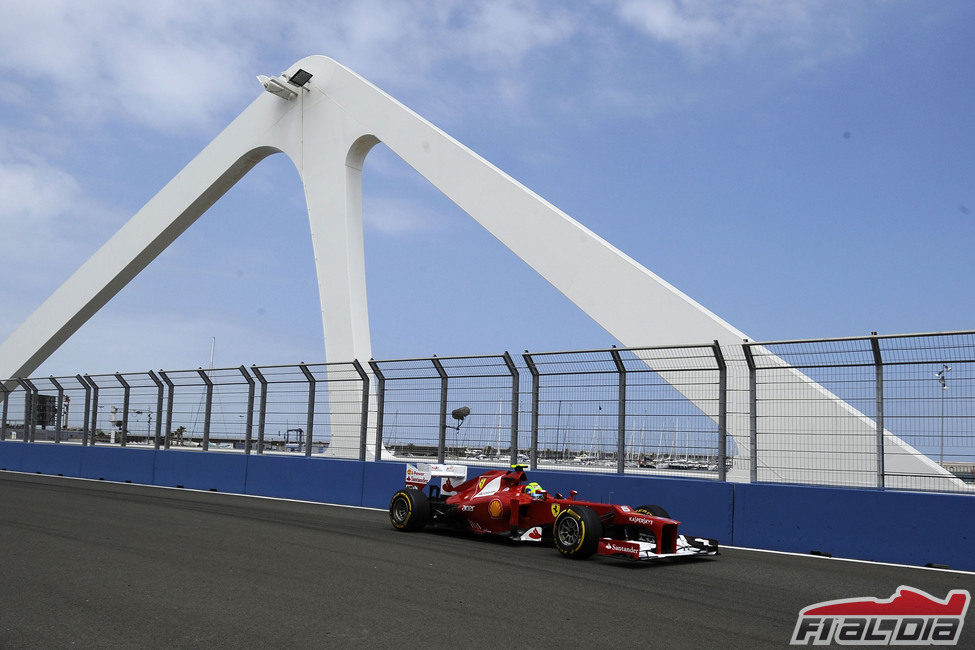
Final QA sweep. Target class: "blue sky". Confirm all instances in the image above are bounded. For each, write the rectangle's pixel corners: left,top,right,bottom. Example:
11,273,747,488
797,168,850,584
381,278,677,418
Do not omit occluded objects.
1,1,973,376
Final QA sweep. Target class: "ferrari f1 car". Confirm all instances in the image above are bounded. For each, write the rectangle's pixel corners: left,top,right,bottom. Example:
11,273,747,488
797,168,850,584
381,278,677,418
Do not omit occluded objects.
389,463,718,561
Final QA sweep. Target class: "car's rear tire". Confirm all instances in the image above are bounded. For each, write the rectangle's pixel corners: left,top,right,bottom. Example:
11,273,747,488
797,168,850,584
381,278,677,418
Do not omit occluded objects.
389,488,431,531
635,504,670,518
553,506,601,558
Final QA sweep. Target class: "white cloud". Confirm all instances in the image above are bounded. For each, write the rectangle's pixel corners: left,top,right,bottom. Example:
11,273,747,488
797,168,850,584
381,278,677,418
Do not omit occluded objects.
363,196,448,235
453,2,576,65
613,0,856,62
0,157,111,266
0,136,124,308
0,0,582,134
0,1,275,131
0,0,871,138
0,159,80,224
617,0,721,52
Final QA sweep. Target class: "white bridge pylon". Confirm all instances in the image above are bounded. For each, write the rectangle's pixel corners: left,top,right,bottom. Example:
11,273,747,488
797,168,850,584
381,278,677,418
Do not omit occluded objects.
0,56,955,486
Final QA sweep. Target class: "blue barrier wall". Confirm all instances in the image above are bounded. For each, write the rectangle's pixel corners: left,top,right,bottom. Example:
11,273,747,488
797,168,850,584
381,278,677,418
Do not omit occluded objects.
81,446,155,484
1,441,971,571
16,442,82,478
246,455,365,506
154,450,248,493
732,482,975,569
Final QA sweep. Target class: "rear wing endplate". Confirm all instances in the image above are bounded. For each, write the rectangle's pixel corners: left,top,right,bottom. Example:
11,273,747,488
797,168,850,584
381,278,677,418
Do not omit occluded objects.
405,463,468,492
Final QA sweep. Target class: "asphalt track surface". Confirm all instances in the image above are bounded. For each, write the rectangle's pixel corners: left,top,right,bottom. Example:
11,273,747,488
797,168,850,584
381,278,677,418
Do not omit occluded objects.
1,472,973,649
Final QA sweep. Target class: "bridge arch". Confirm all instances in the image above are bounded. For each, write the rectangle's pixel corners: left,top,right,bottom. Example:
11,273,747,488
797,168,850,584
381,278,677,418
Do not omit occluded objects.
0,56,953,483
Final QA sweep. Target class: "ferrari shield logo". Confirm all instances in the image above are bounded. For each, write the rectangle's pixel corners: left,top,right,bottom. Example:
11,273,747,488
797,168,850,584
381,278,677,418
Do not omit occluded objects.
551,504,561,517
478,478,486,490
488,499,504,519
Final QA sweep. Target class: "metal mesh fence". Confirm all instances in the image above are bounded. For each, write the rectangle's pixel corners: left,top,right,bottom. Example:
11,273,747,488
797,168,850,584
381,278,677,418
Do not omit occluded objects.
251,364,317,455
251,362,364,457
86,373,163,447
524,346,725,477
746,340,880,488
525,349,621,475
158,369,220,451
370,358,441,460
2,382,30,442
31,376,92,444
304,362,367,459
723,350,751,479
439,355,517,464
371,355,517,464
878,333,975,491
745,332,975,492
3,331,974,494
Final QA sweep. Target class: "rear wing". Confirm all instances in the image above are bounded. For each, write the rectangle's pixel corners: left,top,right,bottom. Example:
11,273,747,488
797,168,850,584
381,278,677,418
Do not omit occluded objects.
405,463,468,494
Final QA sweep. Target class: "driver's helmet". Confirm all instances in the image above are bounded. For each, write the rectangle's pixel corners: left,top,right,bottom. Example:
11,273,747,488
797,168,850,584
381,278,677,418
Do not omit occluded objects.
523,481,545,500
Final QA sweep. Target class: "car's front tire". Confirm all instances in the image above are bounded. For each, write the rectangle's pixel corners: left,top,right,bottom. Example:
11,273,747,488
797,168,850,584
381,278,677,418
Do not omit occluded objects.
635,504,670,518
553,506,601,558
389,488,431,531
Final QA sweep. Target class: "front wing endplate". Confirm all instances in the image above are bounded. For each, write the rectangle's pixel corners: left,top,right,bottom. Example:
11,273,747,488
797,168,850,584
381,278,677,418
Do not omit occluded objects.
597,535,719,560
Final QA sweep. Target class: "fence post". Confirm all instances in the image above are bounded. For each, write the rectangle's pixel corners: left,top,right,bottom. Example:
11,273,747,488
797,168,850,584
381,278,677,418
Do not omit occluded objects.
352,360,370,462
432,356,448,463
17,379,29,442
49,377,64,443
523,352,540,471
368,361,385,461
195,369,213,451
115,373,130,447
712,341,728,482
77,375,90,446
85,375,100,445
609,347,627,475
299,363,315,457
148,371,164,450
237,366,255,455
250,366,267,455
869,334,885,489
742,344,758,483
18,379,37,442
502,352,520,466
26,379,39,442
159,371,175,449
0,382,8,441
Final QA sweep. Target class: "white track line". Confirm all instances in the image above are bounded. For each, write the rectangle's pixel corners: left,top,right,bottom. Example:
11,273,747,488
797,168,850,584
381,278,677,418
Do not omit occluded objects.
0,469,387,511
722,545,974,576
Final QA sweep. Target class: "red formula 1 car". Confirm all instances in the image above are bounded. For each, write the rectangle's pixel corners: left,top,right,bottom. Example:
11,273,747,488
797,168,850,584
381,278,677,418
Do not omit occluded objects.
388,463,718,561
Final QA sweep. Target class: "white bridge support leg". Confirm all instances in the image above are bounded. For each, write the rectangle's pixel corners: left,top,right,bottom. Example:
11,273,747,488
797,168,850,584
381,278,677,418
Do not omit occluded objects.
0,56,957,485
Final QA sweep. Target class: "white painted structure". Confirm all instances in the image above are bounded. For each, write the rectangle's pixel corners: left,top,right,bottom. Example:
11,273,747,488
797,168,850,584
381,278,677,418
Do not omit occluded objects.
0,56,956,487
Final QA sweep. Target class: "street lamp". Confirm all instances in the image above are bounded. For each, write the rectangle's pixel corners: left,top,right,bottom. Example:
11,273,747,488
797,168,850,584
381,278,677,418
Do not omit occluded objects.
936,364,951,465
131,409,152,444
257,69,313,101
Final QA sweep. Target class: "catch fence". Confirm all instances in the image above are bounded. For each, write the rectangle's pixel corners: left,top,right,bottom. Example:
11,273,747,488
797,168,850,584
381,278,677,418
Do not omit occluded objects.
2,330,973,494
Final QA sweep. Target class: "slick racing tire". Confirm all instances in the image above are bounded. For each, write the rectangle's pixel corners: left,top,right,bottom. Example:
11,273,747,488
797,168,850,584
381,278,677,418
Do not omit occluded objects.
553,506,601,559
389,488,431,531
635,504,670,518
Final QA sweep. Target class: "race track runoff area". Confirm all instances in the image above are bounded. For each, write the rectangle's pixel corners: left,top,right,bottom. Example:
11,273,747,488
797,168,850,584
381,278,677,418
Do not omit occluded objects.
1,473,972,648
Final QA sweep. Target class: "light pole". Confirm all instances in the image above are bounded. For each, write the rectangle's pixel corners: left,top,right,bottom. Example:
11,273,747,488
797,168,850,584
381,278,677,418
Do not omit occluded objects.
109,406,118,444
936,364,951,466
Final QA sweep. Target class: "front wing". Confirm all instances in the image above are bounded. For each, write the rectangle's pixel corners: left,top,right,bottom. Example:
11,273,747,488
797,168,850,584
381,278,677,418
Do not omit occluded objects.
597,535,719,561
